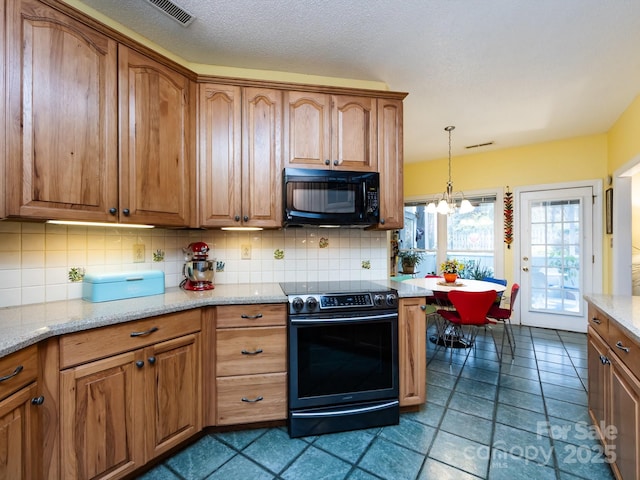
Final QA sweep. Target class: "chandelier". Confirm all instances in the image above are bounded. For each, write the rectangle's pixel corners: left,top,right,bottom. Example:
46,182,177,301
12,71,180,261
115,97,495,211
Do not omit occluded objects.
426,125,474,215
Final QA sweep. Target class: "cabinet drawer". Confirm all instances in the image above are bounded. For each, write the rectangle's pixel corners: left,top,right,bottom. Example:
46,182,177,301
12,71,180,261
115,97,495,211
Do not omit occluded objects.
60,309,201,368
608,321,640,379
216,372,287,425
216,304,286,328
588,304,609,340
216,326,286,376
0,344,38,401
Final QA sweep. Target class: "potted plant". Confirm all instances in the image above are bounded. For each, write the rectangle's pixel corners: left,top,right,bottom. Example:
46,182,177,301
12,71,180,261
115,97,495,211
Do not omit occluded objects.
398,250,424,274
440,258,465,283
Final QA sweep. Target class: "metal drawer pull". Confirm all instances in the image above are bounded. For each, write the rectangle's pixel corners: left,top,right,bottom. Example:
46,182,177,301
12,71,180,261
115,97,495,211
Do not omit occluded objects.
0,365,23,383
240,313,263,319
616,341,630,353
130,326,159,337
241,349,263,355
31,396,45,406
591,317,601,325
600,354,610,365
241,395,264,403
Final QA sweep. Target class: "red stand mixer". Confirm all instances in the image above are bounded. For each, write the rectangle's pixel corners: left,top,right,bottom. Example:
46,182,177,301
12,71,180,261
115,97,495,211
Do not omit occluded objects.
180,242,215,291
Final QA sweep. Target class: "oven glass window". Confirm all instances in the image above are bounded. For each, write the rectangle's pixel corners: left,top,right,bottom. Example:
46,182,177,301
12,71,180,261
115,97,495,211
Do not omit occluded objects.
288,182,356,214
296,320,393,398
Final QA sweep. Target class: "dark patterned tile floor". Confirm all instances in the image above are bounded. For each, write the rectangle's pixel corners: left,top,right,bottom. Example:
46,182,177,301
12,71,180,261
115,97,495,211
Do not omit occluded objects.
136,324,616,480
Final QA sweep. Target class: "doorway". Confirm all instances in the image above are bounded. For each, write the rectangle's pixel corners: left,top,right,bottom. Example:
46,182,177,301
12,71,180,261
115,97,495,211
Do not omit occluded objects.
516,182,602,333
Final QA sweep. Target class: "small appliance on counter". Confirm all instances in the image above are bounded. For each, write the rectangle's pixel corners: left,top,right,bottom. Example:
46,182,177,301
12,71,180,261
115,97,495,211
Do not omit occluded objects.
180,242,215,291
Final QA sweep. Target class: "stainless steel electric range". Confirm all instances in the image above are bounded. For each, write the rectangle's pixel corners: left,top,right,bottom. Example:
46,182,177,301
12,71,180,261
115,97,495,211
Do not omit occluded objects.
280,280,400,438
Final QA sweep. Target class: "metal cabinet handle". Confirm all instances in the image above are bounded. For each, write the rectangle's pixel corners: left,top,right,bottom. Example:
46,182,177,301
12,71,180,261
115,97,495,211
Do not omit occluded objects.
31,396,45,406
599,354,610,365
380,218,385,224
241,349,263,355
591,317,602,325
0,365,23,383
616,341,630,353
420,305,426,311
122,208,130,216
243,215,249,222
333,160,339,166
130,326,159,337
325,159,330,165
240,314,263,320
235,215,241,222
148,356,156,364
135,360,145,368
109,207,117,215
241,396,264,403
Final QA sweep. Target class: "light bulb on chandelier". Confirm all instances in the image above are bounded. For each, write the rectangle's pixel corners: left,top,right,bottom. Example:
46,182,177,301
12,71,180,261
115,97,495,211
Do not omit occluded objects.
426,126,474,215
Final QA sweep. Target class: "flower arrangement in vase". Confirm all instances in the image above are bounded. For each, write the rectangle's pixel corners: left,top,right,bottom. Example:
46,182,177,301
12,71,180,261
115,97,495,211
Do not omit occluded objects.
440,259,464,283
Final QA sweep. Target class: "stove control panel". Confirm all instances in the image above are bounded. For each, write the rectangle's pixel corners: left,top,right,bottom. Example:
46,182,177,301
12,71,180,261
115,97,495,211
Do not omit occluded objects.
288,291,397,314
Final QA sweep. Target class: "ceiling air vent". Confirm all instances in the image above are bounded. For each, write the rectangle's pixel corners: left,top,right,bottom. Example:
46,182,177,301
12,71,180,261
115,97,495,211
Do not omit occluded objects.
465,141,494,150
144,0,195,27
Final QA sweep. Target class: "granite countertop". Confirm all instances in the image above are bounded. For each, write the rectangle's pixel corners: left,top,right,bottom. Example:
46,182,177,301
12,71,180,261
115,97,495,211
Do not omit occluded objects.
0,280,429,358
585,294,640,344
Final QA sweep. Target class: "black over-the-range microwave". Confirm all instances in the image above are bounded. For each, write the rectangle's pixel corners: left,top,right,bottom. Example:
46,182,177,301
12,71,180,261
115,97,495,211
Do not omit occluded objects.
283,168,380,227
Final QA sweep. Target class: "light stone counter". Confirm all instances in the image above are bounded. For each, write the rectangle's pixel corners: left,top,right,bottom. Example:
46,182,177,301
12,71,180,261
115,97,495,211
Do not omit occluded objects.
585,294,640,344
0,280,429,358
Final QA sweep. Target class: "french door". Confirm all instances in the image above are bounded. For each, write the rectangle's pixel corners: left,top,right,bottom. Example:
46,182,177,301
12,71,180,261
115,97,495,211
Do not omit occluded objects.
519,186,595,333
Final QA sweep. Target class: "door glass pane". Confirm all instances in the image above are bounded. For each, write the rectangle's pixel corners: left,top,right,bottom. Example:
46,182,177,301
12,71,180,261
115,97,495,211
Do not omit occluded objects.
398,206,438,274
530,199,581,314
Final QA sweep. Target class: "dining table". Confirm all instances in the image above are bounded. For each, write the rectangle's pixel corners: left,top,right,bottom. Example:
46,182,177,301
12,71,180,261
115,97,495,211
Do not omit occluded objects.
403,276,508,348
403,276,508,294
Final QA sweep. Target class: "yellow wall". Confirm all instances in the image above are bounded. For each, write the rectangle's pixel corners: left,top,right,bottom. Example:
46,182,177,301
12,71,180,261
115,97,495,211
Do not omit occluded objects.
608,94,640,173
405,134,608,198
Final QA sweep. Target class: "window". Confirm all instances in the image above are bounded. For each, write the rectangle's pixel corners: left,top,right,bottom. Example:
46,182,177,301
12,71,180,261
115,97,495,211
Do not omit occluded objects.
398,195,500,278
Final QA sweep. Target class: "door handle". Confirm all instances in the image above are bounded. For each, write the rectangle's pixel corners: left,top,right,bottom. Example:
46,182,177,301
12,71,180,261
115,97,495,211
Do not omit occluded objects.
522,267,529,272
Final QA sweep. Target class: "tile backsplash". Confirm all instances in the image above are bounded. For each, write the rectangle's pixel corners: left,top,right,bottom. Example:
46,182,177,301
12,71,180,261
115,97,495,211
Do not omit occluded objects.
0,221,390,308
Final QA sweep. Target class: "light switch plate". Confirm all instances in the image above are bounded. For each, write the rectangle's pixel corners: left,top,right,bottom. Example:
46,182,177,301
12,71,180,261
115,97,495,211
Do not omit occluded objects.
133,244,145,263
241,244,251,260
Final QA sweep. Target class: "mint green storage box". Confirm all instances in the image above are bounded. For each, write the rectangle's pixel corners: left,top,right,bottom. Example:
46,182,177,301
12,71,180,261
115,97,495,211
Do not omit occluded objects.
82,270,165,302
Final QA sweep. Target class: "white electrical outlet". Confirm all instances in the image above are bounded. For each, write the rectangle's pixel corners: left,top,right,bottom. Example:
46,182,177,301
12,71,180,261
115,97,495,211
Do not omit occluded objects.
133,244,145,263
241,244,251,260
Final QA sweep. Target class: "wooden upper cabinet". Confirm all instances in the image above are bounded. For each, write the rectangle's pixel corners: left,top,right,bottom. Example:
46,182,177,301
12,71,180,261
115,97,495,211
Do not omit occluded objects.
241,87,282,228
198,84,282,228
6,0,118,221
284,92,377,171
375,98,404,229
118,45,195,227
0,0,6,220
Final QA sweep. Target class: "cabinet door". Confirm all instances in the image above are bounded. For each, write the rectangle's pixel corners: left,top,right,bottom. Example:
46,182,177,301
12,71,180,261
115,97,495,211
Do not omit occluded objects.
198,84,243,227
332,95,377,171
610,354,640,480
283,91,332,169
119,45,194,227
398,297,426,406
144,334,201,459
60,351,144,480
6,0,118,221
587,327,610,443
376,99,404,229
242,88,283,227
0,383,39,480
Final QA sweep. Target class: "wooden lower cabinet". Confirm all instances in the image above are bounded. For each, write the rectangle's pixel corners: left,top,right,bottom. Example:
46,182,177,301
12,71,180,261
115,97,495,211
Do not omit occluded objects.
213,304,287,425
0,382,40,479
587,302,640,479
59,316,201,480
398,297,426,406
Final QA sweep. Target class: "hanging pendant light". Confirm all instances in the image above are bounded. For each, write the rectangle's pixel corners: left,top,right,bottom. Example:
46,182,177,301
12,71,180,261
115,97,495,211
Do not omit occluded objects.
426,126,474,215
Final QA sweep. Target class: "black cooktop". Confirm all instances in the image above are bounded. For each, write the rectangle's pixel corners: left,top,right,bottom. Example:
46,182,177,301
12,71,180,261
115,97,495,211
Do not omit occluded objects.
279,280,394,295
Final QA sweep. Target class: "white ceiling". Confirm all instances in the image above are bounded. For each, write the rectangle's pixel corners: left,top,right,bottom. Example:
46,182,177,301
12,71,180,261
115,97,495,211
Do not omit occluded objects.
75,0,640,163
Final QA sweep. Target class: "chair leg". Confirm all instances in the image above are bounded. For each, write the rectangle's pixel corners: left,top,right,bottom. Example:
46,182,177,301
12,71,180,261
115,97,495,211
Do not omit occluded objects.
487,326,501,361
503,319,515,358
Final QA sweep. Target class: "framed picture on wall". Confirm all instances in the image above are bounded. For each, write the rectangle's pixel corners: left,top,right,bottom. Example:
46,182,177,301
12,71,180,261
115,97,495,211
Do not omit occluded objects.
606,187,613,234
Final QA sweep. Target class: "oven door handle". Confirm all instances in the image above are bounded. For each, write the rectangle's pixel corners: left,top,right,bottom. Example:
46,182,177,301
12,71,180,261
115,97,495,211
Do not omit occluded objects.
290,312,398,325
291,400,399,418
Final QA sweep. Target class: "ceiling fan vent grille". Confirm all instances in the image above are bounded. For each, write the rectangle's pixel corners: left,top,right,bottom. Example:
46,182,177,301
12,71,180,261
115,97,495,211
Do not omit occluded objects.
144,0,195,26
